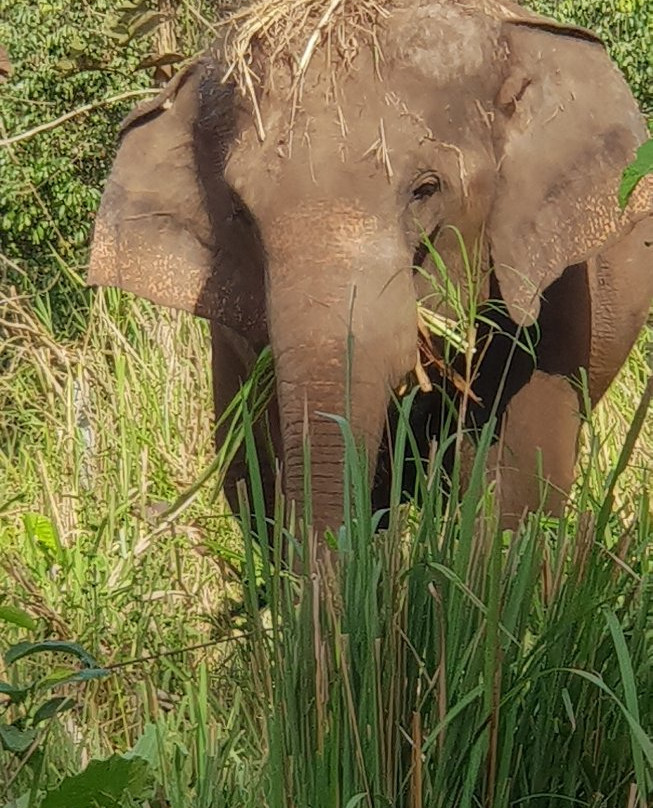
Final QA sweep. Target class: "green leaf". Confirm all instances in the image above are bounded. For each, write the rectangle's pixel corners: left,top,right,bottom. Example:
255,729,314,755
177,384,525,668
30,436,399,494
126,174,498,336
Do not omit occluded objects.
4,641,98,668
115,0,151,29
40,755,153,808
128,10,163,39
563,668,653,769
124,723,159,768
603,609,649,801
0,682,28,705
2,791,30,808
619,138,653,209
0,493,24,514
22,513,62,560
60,667,111,685
32,697,75,726
0,605,37,631
344,795,368,808
0,725,38,754
37,667,110,692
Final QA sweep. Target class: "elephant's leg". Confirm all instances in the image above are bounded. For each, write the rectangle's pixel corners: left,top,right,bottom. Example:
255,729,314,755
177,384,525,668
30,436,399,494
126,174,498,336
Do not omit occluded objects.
486,371,581,528
588,216,653,405
372,384,457,524
210,323,280,527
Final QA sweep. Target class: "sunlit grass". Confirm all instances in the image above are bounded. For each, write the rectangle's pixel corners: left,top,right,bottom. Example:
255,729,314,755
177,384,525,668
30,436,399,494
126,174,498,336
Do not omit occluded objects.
0,283,651,807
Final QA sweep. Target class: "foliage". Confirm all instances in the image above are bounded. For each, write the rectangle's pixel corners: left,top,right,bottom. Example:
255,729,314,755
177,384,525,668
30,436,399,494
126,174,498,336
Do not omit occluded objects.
0,1,145,334
233,389,652,807
0,0,216,337
620,138,653,208
0,288,651,806
0,637,107,757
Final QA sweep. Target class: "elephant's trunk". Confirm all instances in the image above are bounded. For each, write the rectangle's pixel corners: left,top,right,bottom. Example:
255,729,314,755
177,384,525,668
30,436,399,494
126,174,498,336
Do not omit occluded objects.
264,201,417,536
278,349,387,534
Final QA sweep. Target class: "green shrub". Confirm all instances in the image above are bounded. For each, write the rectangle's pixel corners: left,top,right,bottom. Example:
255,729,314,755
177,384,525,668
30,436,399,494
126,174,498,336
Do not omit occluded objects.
0,1,155,335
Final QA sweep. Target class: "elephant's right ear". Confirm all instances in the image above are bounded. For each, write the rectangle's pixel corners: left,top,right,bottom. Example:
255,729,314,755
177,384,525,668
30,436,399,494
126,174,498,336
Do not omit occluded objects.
89,60,264,336
89,63,215,316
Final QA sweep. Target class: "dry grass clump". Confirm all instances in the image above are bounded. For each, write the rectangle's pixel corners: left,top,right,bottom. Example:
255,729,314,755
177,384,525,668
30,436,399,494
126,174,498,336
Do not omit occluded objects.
215,0,387,133
221,0,386,79
215,0,535,103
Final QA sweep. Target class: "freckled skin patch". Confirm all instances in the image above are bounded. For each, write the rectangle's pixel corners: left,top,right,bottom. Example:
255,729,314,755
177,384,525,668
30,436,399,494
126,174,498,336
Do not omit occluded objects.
266,200,380,266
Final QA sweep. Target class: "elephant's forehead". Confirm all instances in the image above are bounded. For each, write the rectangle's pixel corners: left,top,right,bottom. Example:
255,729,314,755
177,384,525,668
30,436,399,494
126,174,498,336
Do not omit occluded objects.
389,1,503,87
229,75,453,183
226,104,428,218
224,20,498,215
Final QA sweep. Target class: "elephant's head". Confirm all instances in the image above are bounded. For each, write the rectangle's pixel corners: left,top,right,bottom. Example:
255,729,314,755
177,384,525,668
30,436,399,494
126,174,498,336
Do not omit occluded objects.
88,0,652,534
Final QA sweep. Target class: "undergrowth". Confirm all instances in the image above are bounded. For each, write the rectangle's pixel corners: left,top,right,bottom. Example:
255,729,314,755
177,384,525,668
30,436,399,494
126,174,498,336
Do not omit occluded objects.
0,285,651,807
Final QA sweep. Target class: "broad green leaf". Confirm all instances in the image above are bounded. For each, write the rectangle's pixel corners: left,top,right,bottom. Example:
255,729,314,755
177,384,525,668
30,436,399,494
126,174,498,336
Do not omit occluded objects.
0,681,28,705
57,668,111,685
4,641,98,668
32,697,75,726
619,138,653,209
0,605,37,631
0,725,38,754
22,513,61,560
37,667,110,692
40,755,153,808
36,667,80,691
125,723,159,767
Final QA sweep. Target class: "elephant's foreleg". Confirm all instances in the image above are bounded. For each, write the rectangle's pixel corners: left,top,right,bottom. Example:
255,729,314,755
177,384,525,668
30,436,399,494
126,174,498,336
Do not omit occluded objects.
485,371,581,528
210,323,281,528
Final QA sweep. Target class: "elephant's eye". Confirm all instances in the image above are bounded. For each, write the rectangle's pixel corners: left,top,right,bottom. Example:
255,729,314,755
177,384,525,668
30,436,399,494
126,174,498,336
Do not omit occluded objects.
412,172,441,201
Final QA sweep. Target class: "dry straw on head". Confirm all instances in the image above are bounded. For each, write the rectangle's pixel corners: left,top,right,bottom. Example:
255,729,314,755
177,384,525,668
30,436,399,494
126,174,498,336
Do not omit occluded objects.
213,0,529,135
218,0,389,126
216,0,530,81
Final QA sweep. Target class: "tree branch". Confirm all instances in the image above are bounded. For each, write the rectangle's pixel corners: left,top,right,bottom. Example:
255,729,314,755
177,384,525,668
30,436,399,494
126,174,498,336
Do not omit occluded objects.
0,88,158,148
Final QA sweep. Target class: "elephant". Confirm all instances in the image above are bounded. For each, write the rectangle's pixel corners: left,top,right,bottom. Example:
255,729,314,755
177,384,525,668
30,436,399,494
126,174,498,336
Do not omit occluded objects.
88,0,653,540
0,47,10,84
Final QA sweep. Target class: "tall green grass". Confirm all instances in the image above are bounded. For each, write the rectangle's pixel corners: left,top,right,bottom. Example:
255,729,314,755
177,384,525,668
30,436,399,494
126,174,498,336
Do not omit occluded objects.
1,288,651,807
239,399,652,807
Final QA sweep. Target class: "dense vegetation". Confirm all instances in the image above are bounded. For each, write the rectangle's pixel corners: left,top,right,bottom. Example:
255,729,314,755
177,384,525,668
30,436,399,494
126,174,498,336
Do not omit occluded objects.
1,2,651,807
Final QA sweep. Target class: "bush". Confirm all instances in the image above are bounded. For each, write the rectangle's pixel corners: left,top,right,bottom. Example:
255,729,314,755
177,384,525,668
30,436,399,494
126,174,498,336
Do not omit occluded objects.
0,3,153,332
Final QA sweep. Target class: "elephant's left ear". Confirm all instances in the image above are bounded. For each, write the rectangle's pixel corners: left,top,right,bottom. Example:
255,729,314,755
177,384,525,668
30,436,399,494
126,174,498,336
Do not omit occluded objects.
489,16,653,325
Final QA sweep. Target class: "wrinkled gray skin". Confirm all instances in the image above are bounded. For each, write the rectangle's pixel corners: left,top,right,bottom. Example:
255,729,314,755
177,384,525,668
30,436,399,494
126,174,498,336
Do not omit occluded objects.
89,0,653,539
